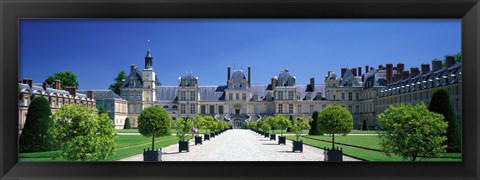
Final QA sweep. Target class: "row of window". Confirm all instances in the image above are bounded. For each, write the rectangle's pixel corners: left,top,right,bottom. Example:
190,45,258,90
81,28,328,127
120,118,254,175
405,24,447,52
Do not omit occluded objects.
179,91,197,101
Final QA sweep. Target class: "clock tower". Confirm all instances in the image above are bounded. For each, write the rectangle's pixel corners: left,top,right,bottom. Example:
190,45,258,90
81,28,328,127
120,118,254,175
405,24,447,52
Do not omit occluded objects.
142,48,156,107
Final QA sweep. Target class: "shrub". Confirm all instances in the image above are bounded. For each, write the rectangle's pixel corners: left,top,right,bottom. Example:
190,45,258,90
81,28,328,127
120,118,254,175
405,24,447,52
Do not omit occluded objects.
428,88,461,153
318,106,353,150
50,104,117,161
174,117,193,141
123,118,131,129
378,103,448,161
19,97,54,153
138,106,171,151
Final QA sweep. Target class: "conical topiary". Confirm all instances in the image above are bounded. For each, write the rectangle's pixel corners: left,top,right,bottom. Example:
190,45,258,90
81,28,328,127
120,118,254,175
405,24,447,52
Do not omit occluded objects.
19,97,54,153
124,117,131,129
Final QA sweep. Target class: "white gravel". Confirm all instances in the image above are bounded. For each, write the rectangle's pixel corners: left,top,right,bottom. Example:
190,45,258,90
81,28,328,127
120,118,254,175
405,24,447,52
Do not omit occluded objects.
119,129,360,161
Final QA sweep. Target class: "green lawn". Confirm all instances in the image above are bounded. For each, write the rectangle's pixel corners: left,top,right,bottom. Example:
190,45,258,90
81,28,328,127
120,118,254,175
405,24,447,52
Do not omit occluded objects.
115,129,139,133
20,135,190,161
288,136,461,162
349,130,380,134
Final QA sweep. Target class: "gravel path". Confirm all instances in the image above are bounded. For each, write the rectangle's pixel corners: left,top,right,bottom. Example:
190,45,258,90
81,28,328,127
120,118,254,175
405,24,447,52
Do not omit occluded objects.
119,129,360,161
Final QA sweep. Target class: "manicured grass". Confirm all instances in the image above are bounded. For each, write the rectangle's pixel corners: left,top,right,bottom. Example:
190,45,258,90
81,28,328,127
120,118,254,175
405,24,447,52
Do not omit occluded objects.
271,130,309,134
115,129,139,133
349,130,380,134
287,136,461,162
306,135,383,150
20,135,189,161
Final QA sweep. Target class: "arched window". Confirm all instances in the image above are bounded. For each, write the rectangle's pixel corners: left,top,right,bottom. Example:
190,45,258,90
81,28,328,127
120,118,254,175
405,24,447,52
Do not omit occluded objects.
163,105,169,109
172,105,178,109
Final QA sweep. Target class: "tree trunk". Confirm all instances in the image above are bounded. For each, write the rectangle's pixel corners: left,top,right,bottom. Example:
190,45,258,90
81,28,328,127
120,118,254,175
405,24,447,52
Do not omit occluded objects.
332,133,335,150
152,136,155,151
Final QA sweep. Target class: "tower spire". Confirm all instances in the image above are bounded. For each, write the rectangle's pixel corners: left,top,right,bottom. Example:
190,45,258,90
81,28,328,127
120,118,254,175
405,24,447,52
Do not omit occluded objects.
145,40,153,69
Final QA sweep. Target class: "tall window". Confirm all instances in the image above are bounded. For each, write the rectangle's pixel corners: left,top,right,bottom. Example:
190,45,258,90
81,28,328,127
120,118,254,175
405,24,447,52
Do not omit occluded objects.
229,93,233,100
348,92,352,101
289,104,294,114
242,93,247,100
254,105,259,114
180,91,186,101
309,104,314,114
356,105,359,113
342,93,345,100
190,91,196,101
209,105,215,115
218,106,224,114
236,93,239,100
189,104,195,114
278,104,283,113
278,91,284,100
201,105,206,114
288,91,294,100
356,92,359,100
180,104,186,114
297,104,302,114
242,106,247,114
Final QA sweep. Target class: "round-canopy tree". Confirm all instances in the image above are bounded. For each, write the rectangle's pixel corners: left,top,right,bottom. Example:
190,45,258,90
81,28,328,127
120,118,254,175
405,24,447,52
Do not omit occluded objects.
138,106,171,151
193,115,206,136
318,106,353,149
50,104,117,161
428,88,461,153
204,115,215,134
19,97,54,153
45,71,79,90
274,115,292,137
378,103,448,161
260,122,271,133
291,116,311,142
175,117,193,141
266,116,276,134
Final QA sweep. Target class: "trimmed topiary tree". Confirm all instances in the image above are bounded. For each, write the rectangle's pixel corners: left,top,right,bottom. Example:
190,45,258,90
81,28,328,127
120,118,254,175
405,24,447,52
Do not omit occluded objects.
378,103,448,161
138,106,171,151
19,97,54,153
287,115,294,132
428,88,461,153
318,106,353,150
123,118,131,129
308,111,322,135
50,104,118,161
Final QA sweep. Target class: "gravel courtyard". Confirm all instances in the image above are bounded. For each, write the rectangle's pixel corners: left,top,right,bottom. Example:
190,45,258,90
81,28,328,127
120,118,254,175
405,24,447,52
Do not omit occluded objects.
119,129,360,161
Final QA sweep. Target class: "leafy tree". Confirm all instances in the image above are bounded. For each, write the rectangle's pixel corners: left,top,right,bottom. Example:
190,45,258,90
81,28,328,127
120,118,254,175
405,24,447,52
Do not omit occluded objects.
274,114,292,137
318,106,353,149
377,103,448,161
454,52,462,63
362,120,369,131
124,117,131,129
193,115,206,136
174,117,193,141
308,111,322,135
45,71,79,90
50,104,117,161
429,88,461,152
108,70,127,95
266,116,276,134
260,122,271,133
204,115,216,134
287,115,294,132
138,106,171,151
96,104,107,115
251,122,258,130
19,97,54,153
291,116,311,142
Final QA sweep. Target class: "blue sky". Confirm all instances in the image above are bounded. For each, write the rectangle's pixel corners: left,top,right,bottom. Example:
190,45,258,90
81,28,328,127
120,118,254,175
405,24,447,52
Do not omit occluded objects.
20,19,461,89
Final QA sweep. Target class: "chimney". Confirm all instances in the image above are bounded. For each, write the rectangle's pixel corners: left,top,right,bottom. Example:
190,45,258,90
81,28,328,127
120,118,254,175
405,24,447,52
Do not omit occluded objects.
310,77,315,92
393,73,401,82
410,67,420,77
397,63,404,73
386,63,393,84
54,80,61,90
87,90,94,99
378,65,383,70
328,71,332,77
432,59,443,72
365,65,369,73
445,56,455,67
357,67,362,76
402,70,410,80
370,67,374,71
42,82,48,91
22,79,28,84
351,68,357,76
227,66,231,81
271,77,276,90
421,63,430,75
341,68,347,78
27,79,33,88
248,66,251,86
66,87,76,97
130,64,135,73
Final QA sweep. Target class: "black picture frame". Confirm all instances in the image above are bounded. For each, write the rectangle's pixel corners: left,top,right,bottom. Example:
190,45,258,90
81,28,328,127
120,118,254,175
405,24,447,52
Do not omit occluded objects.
1,0,479,180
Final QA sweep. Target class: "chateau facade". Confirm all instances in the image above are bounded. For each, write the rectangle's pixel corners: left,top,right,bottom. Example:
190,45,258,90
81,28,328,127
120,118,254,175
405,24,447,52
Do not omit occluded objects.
119,49,462,129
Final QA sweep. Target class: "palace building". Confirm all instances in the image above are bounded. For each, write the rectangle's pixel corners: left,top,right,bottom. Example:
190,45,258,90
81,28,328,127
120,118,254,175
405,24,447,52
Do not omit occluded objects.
118,49,462,129
18,48,462,130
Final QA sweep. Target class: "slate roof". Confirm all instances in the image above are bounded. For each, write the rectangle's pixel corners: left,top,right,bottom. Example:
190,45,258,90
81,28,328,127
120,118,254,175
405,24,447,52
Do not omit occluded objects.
18,83,89,105
363,69,387,89
77,90,124,100
121,68,161,88
154,84,326,102
379,62,461,97
276,69,295,86
339,68,362,87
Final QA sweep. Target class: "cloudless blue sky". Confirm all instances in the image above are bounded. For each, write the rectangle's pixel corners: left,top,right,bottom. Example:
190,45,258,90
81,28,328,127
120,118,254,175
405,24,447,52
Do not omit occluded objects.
20,19,461,89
